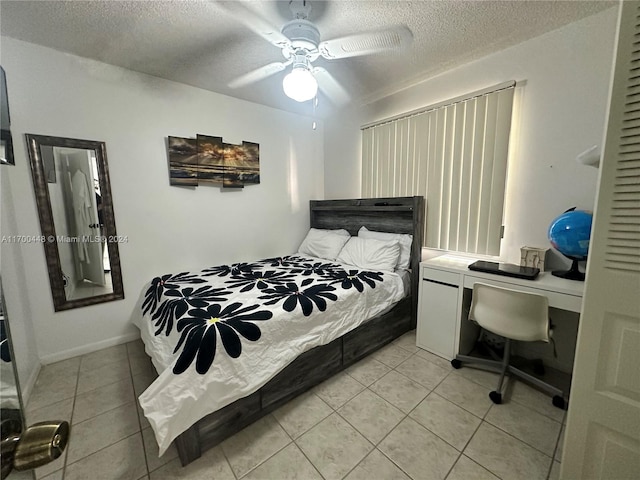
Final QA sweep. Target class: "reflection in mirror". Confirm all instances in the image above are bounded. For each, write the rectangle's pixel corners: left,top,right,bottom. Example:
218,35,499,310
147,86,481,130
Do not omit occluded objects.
0,279,32,480
43,146,112,301
26,135,124,311
1,284,21,413
0,301,19,410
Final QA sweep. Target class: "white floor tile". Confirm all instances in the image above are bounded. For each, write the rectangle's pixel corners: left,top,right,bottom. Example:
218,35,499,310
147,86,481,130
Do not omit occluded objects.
409,393,481,451
27,398,73,425
434,373,493,418
395,355,450,390
79,344,128,372
371,343,413,368
338,389,405,444
72,377,134,424
415,348,454,370
454,366,501,390
464,423,552,480
393,330,420,353
484,401,561,456
142,427,179,473
345,356,392,386
243,443,322,480
38,471,63,480
297,413,373,480
379,417,459,480
221,415,291,478
64,433,147,480
149,445,234,480
370,371,428,414
76,360,131,395
509,379,566,423
66,402,140,464
272,391,333,439
446,455,499,480
344,449,411,480
312,371,365,409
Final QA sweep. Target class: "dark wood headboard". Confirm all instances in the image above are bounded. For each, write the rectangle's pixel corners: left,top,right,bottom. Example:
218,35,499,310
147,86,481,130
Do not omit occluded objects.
309,196,425,327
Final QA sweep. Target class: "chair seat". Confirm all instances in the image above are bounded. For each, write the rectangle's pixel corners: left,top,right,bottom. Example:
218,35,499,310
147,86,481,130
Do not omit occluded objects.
470,283,550,342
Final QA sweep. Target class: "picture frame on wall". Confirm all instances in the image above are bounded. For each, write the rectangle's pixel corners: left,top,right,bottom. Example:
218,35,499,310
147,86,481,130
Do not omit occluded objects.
168,136,198,186
222,143,245,189
222,141,260,188
241,141,260,185
166,134,260,189
197,134,224,184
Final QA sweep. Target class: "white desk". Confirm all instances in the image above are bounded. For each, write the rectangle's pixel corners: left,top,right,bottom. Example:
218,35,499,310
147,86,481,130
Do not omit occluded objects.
416,254,585,361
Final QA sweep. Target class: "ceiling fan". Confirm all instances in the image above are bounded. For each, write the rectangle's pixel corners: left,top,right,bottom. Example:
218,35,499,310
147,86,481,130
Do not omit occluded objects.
222,0,413,104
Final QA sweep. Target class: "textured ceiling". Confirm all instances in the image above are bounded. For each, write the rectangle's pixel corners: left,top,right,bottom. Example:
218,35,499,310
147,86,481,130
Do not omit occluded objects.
0,0,615,117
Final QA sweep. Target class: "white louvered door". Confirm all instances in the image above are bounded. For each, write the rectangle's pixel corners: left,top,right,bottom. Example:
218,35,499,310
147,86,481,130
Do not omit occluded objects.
561,2,640,478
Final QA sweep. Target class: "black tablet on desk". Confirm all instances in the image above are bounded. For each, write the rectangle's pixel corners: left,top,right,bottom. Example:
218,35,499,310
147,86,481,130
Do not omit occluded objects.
468,261,540,280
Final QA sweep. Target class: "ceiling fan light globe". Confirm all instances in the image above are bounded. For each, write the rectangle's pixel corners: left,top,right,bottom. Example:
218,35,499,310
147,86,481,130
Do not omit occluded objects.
283,68,318,102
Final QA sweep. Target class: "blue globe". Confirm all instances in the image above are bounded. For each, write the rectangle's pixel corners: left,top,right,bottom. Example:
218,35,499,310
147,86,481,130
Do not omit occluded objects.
548,210,593,260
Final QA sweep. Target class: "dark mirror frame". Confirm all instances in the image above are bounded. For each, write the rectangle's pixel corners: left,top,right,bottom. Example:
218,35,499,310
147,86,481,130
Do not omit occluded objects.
25,134,124,311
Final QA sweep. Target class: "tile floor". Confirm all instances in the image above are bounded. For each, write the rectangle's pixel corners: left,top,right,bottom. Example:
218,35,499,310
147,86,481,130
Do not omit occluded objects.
72,272,114,300
23,331,566,480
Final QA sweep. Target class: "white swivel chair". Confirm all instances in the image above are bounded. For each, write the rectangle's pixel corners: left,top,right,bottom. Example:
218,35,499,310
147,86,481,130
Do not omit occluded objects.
451,282,566,409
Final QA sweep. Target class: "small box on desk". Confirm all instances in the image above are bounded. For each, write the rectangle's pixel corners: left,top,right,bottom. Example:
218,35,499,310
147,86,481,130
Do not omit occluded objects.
520,246,549,271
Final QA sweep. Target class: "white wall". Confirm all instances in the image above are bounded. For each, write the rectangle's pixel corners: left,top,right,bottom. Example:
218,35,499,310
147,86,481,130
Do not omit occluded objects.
0,37,324,365
324,8,618,268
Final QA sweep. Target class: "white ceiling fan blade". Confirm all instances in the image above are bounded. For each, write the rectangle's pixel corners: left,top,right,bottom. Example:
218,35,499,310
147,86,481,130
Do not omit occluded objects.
312,67,350,106
228,61,290,89
216,1,291,49
319,25,412,60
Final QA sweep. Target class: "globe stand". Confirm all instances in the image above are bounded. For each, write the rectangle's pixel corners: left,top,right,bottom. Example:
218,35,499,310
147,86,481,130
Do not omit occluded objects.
552,258,585,281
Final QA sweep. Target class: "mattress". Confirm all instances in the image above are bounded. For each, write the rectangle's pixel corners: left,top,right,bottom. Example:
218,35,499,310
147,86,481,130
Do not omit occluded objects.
131,254,407,454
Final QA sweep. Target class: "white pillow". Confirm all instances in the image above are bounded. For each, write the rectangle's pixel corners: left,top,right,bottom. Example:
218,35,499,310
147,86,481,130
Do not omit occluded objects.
336,237,400,272
298,228,351,260
358,226,413,270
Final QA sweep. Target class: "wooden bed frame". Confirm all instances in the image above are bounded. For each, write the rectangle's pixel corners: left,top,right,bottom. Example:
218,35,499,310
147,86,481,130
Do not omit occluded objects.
174,196,424,466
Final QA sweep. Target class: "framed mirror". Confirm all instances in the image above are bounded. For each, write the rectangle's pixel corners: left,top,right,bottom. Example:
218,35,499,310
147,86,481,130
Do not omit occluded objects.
26,135,124,311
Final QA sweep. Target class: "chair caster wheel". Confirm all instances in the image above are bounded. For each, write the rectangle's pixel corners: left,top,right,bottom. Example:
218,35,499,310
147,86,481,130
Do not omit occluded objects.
552,395,566,410
451,359,462,369
489,391,502,404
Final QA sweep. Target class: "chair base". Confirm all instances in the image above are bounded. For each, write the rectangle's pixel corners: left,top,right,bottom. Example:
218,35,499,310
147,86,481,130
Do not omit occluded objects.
452,353,568,409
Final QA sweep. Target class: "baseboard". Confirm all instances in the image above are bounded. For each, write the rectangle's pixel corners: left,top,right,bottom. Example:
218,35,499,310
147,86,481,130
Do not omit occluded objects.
39,331,141,365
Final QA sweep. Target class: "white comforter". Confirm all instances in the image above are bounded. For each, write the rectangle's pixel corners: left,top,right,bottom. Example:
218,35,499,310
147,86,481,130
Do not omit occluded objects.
131,254,406,455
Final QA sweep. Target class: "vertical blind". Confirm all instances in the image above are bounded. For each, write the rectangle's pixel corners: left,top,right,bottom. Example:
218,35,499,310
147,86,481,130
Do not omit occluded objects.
362,83,515,256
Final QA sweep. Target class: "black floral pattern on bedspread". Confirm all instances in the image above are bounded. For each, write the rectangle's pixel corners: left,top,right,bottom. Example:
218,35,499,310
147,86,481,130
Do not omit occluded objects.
141,256,387,374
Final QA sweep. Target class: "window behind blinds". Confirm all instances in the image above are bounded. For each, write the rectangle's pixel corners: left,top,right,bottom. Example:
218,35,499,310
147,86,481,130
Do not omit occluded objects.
362,83,515,256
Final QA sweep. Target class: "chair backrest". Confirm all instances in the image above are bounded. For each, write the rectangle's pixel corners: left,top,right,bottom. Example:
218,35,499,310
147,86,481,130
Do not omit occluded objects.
468,282,550,342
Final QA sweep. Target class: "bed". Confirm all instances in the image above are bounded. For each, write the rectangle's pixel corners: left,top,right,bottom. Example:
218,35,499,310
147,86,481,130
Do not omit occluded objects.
131,196,424,466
